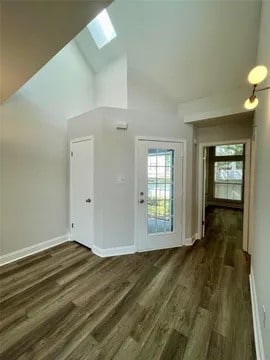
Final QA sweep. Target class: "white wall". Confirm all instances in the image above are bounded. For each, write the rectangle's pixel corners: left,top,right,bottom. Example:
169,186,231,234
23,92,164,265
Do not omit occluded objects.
252,1,270,357
128,68,178,115
95,55,128,109
94,59,178,114
22,41,95,119
0,94,68,255
179,87,252,123
68,107,195,250
195,115,254,144
0,40,96,256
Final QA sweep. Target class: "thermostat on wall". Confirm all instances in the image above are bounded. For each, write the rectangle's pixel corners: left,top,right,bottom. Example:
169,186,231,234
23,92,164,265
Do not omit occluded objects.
116,121,128,130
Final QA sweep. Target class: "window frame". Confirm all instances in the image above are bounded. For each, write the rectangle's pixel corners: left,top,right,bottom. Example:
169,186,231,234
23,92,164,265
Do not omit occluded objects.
208,145,245,204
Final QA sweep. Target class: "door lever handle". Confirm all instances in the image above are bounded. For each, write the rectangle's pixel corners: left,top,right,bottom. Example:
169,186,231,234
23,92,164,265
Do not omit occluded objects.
139,199,145,204
85,198,91,203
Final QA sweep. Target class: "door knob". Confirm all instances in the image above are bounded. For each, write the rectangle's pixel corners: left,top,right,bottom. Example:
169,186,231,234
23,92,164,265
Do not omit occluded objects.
139,199,145,204
85,198,91,203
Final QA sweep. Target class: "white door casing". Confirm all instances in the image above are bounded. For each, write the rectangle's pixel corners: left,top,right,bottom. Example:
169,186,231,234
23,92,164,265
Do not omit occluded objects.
136,139,184,252
202,147,207,238
197,139,251,252
70,137,94,248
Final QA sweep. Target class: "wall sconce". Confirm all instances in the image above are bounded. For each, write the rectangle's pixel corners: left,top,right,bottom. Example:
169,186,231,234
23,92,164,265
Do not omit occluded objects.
244,65,270,110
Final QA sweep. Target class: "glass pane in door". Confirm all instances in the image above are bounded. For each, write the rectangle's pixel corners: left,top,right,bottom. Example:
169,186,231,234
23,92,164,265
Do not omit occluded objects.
147,149,174,234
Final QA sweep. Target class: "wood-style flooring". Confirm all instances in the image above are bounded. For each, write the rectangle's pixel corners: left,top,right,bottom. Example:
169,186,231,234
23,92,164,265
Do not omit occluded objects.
0,207,255,359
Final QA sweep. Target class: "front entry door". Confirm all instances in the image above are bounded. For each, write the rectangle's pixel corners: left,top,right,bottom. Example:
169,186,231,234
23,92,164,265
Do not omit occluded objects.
70,138,94,248
136,140,184,251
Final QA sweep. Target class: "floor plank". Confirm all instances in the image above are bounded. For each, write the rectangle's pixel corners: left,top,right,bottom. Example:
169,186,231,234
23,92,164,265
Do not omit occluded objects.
182,307,213,360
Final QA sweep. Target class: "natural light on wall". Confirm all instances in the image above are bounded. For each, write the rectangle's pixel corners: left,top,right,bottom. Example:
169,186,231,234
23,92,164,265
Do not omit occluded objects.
87,9,117,49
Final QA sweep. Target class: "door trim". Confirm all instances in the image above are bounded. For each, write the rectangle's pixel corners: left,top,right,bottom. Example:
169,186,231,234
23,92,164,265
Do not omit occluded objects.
197,139,251,253
69,135,94,247
134,136,187,252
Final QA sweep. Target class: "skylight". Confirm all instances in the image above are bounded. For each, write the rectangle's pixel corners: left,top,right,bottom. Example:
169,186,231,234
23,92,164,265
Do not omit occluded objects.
87,9,117,49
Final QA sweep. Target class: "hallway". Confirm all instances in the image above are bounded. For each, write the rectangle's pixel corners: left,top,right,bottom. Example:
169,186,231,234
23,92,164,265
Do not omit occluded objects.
0,208,255,359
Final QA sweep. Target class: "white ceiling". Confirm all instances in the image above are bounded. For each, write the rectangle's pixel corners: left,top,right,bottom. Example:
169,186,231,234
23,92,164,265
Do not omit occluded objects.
105,0,261,103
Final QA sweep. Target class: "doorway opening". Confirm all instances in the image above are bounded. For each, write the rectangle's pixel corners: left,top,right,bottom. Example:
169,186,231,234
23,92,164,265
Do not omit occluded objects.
198,140,251,253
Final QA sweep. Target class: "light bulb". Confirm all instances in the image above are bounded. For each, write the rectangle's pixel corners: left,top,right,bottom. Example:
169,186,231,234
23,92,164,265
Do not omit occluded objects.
248,65,268,85
244,97,259,110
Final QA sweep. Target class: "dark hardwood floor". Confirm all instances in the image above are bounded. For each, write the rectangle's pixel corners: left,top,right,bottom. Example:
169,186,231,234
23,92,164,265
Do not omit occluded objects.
0,207,255,359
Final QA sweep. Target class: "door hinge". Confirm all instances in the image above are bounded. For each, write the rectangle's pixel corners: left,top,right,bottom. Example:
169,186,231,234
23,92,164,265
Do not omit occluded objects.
202,221,205,225
71,151,73,157
71,223,74,228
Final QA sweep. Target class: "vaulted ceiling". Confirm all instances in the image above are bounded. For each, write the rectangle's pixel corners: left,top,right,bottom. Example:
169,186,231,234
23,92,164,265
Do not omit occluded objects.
0,0,113,103
1,0,262,108
75,0,261,104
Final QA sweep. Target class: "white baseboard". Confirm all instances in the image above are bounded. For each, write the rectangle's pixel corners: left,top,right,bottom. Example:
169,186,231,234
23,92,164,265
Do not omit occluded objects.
184,238,194,246
92,244,136,258
0,234,69,266
137,243,183,253
185,233,199,246
250,266,266,360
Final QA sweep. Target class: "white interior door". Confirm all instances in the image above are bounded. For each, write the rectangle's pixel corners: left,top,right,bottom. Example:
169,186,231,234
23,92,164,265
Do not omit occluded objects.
136,140,184,251
70,138,94,248
202,147,207,238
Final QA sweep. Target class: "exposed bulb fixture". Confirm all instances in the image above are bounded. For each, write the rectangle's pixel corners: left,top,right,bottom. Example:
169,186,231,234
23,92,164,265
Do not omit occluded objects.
244,65,270,110
248,65,268,85
244,96,259,110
